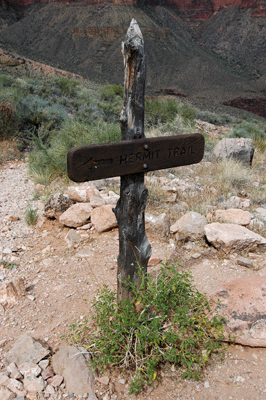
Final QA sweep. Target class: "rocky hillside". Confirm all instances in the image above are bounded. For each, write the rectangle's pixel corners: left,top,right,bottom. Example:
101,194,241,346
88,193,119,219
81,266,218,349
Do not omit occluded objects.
0,1,266,116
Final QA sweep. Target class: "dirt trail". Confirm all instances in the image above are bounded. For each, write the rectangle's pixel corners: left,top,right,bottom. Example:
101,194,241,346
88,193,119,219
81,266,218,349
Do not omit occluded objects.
1,161,266,400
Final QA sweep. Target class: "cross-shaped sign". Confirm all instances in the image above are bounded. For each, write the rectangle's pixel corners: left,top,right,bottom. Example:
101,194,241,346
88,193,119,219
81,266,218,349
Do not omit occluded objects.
67,19,204,301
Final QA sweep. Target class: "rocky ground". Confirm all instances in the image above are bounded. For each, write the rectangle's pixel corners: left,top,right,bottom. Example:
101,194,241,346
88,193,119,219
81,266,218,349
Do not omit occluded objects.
1,154,266,399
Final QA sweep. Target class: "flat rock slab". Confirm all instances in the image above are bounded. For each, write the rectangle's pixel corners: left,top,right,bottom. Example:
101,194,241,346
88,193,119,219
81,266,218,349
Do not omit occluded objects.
207,209,251,226
210,276,266,346
205,223,266,252
3,334,50,367
52,346,94,396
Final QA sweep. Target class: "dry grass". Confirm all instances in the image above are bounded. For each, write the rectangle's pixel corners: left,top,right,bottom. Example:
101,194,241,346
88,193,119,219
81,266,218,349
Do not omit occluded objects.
0,140,21,164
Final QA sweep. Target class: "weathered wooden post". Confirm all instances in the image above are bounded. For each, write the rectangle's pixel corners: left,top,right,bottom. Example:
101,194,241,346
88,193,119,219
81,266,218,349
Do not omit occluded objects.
67,20,205,304
113,19,151,302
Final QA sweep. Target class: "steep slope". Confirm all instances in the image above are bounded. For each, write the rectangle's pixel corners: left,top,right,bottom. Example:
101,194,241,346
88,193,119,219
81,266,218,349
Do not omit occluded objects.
195,7,266,78
0,1,264,106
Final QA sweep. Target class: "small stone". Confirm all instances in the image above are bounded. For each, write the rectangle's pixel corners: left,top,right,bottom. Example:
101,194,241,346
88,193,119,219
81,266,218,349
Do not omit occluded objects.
8,216,19,222
0,387,15,400
97,376,110,386
47,374,63,387
45,384,55,394
41,369,54,380
0,375,9,385
23,375,45,392
237,256,254,269
204,380,210,388
7,363,22,380
36,184,46,191
27,295,35,301
148,257,162,267
7,378,23,392
90,196,106,208
67,187,87,202
65,230,81,248
18,362,41,378
191,253,201,259
38,360,49,370
3,248,12,255
118,378,125,385
235,375,245,383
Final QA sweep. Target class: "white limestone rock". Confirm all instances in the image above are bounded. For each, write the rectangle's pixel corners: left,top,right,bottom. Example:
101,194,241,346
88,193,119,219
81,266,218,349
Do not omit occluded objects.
205,223,266,252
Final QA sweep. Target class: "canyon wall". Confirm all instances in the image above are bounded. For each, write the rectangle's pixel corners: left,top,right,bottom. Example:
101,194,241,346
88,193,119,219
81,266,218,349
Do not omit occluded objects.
1,0,265,20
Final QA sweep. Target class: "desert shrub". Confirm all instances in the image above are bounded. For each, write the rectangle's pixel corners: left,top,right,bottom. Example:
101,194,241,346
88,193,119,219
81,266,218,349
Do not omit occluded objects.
0,102,18,138
229,122,265,140
17,95,67,132
28,119,121,182
178,103,197,124
0,74,14,88
197,111,233,126
145,97,179,126
25,204,38,225
98,85,123,101
98,85,123,121
67,262,225,394
229,122,266,151
55,77,80,96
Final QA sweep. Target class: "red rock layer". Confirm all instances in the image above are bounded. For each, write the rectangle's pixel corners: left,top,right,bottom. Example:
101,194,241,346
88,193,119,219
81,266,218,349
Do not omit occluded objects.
1,0,265,20
223,98,266,118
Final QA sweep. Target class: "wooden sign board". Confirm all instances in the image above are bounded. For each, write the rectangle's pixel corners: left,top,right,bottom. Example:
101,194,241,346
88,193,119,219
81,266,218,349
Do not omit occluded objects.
67,133,204,182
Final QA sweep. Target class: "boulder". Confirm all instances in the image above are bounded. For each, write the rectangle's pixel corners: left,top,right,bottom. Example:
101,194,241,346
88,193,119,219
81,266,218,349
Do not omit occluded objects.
205,223,266,252
145,213,170,241
59,203,93,228
207,209,251,226
44,193,73,219
3,334,50,367
52,346,94,396
210,276,266,346
213,137,254,166
91,205,118,233
170,212,207,241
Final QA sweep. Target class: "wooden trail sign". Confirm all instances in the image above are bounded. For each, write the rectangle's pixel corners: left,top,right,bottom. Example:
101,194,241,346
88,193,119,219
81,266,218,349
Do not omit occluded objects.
67,134,204,182
67,19,204,302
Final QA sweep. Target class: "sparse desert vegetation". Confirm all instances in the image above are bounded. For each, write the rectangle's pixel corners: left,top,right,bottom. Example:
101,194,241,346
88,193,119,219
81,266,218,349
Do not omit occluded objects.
1,70,266,397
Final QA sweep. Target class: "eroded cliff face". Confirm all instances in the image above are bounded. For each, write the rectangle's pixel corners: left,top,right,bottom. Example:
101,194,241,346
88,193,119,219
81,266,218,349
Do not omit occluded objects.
1,0,265,20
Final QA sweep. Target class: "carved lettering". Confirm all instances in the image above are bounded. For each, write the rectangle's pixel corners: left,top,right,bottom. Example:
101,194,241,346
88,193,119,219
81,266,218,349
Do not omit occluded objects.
136,152,142,161
120,154,128,164
180,147,186,155
174,147,179,157
143,151,151,160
